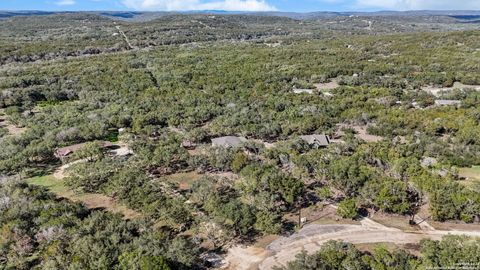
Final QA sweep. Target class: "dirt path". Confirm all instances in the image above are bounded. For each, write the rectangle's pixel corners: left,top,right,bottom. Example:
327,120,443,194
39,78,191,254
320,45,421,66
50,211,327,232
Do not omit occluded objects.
192,19,213,29
53,159,86,179
222,214,480,270
115,24,134,50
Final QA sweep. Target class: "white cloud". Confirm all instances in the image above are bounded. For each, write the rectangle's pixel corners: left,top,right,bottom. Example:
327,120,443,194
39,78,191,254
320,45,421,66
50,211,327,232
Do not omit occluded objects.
122,0,277,11
56,0,76,5
356,0,480,10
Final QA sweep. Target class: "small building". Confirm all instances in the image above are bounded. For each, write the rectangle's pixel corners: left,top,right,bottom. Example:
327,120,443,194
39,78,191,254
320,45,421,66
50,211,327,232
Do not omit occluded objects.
421,157,438,168
54,141,114,159
293,88,314,94
434,100,461,106
211,136,246,148
300,134,331,148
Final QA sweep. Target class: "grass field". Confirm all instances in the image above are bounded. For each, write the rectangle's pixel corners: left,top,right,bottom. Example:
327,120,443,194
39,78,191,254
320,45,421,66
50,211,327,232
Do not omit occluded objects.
458,166,480,189
27,175,69,195
164,171,201,190
27,174,141,219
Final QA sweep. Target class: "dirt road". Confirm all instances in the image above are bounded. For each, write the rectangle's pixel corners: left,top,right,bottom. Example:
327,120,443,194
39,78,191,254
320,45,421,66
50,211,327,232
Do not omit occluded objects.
222,217,480,270
115,24,134,50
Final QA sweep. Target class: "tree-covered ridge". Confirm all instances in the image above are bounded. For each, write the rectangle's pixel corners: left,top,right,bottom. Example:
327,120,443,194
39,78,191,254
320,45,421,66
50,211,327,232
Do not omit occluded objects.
1,13,479,65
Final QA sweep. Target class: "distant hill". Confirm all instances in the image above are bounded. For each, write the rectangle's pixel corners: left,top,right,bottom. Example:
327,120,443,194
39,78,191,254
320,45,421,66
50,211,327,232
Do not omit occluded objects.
1,10,480,21
0,11,57,18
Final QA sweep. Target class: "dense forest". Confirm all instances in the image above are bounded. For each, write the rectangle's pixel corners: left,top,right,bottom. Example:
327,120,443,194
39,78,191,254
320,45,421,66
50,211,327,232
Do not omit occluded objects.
0,12,480,269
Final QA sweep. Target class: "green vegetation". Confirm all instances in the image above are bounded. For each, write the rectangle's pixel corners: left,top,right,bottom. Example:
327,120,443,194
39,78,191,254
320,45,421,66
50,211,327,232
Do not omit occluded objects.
26,174,66,194
1,12,480,269
458,166,480,192
0,179,197,269
337,199,358,219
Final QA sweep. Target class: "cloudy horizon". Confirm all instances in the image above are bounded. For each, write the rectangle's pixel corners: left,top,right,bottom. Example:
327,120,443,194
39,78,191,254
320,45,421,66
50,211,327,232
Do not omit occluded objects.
2,0,480,12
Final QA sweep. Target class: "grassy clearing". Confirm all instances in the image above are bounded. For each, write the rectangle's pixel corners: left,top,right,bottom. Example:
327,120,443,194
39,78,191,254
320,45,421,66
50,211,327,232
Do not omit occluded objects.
458,166,480,189
27,175,69,195
164,171,201,190
27,174,141,219
459,166,480,180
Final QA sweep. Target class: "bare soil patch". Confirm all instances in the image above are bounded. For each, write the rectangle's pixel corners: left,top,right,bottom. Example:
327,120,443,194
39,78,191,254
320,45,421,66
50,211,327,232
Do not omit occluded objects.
422,82,480,97
254,235,280,249
314,79,340,91
370,212,421,231
0,110,26,136
284,203,360,227
28,162,142,219
74,193,142,219
206,171,239,180
428,221,480,232
352,125,383,142
222,246,269,270
223,201,480,270
337,124,384,142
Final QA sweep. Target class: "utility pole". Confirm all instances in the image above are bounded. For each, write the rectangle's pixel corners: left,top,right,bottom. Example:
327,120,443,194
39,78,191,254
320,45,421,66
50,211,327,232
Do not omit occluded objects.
298,207,302,228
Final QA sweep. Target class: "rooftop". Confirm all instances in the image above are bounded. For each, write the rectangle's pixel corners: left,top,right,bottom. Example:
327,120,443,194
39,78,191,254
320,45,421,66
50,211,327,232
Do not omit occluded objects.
300,134,330,147
55,141,114,158
211,136,246,148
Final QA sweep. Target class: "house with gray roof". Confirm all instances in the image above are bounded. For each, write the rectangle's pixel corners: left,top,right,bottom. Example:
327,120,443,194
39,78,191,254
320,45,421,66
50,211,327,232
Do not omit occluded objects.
54,141,114,159
434,100,461,106
293,88,314,94
300,134,330,148
211,136,246,148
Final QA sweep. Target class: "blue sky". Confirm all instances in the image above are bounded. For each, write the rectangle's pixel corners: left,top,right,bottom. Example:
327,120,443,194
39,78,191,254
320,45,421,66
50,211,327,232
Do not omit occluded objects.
2,0,480,12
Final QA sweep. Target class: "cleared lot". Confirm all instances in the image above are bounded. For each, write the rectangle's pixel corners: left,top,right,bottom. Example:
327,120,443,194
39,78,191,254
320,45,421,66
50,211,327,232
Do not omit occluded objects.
223,217,480,270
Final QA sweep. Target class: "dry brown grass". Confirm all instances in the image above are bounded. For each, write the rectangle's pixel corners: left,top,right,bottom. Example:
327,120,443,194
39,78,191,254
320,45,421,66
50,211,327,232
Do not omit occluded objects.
254,235,280,249
370,212,420,231
164,171,202,190
0,110,26,136
73,193,142,219
314,79,340,91
428,221,480,232
458,167,480,189
284,203,360,226
27,174,142,219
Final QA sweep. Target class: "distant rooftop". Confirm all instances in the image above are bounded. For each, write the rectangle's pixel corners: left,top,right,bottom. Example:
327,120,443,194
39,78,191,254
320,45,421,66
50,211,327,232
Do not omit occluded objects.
211,136,246,148
55,141,113,158
300,134,330,147
435,100,462,106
